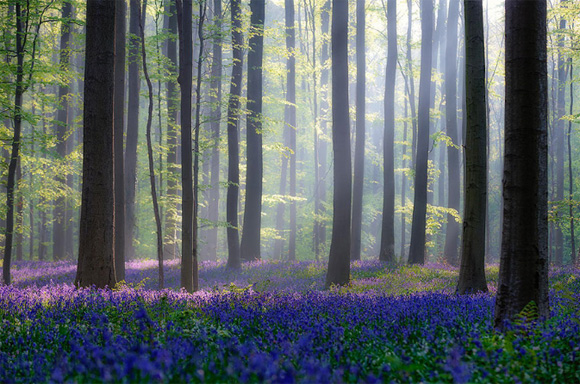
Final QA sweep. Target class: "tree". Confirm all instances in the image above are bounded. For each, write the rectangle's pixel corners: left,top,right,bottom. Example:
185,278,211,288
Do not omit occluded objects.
226,0,243,270
494,0,549,329
408,0,433,265
75,0,116,288
177,0,197,292
457,0,488,294
114,0,126,281
125,0,141,261
443,0,460,266
240,0,265,262
351,0,365,261
53,0,73,261
325,0,351,287
379,0,396,263
286,0,296,261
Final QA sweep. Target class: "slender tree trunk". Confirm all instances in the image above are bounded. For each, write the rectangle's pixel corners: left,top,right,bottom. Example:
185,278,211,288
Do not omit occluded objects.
457,0,488,294
408,0,433,265
240,0,265,262
494,0,549,329
139,8,164,289
273,146,288,259
226,0,243,270
350,0,365,261
114,0,126,281
407,0,417,166
53,0,73,261
443,0,460,265
569,60,575,264
75,0,117,289
379,0,396,263
15,163,22,261
164,0,179,260
286,0,297,261
207,0,222,262
125,0,142,261
177,0,195,292
325,0,351,287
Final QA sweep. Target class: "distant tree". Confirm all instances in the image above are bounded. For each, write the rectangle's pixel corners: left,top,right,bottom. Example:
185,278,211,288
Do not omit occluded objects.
53,0,73,261
443,0,460,266
494,0,549,329
177,0,197,292
75,0,116,288
457,0,488,295
325,0,351,287
240,0,265,262
351,0,365,261
408,0,433,265
114,0,127,281
379,0,396,263
125,0,141,261
286,0,297,261
226,0,243,270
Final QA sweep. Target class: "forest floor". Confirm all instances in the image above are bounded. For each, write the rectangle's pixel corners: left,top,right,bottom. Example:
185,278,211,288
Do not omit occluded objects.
1,258,579,383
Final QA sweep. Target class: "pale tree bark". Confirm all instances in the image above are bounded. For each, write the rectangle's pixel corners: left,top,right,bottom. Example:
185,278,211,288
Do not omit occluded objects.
494,0,549,329
457,0,488,294
408,0,433,265
379,0,396,263
240,0,265,261
75,0,117,289
286,0,297,261
325,0,351,287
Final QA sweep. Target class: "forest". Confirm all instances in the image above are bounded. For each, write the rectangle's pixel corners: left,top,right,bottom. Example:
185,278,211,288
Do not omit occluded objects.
0,0,580,382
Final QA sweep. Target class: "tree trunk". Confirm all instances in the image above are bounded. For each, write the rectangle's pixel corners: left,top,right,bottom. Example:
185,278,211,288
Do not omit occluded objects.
494,0,549,329
114,0,126,281
240,0,265,262
569,60,575,264
443,0,460,265
379,0,396,263
75,0,117,289
408,0,433,265
125,0,142,261
325,0,351,287
207,0,222,262
177,0,196,292
457,0,488,294
226,0,243,270
286,0,297,261
53,0,73,261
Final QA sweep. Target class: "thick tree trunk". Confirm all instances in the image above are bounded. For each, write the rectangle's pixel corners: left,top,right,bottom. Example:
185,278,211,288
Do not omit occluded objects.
75,0,117,289
240,0,265,262
125,0,141,261
350,0,365,261
494,0,549,329
53,0,73,261
114,0,126,281
379,0,396,263
325,0,351,287
443,0,460,265
177,0,196,292
408,0,433,265
457,0,488,294
226,0,243,270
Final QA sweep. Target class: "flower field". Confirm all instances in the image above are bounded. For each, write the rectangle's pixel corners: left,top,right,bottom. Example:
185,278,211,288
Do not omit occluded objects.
1,259,580,383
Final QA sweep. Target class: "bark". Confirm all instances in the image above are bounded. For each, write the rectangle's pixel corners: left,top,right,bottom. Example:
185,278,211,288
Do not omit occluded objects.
286,0,297,261
114,0,126,281
75,0,117,289
240,0,265,261
569,60,575,264
125,0,141,261
407,0,417,166
494,0,549,329
554,11,566,265
164,0,179,260
207,0,222,262
226,0,242,270
177,0,196,292
139,8,164,289
325,0,351,287
408,0,433,265
53,0,73,261
379,0,396,263
457,0,488,294
443,0,460,265
350,0,365,261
